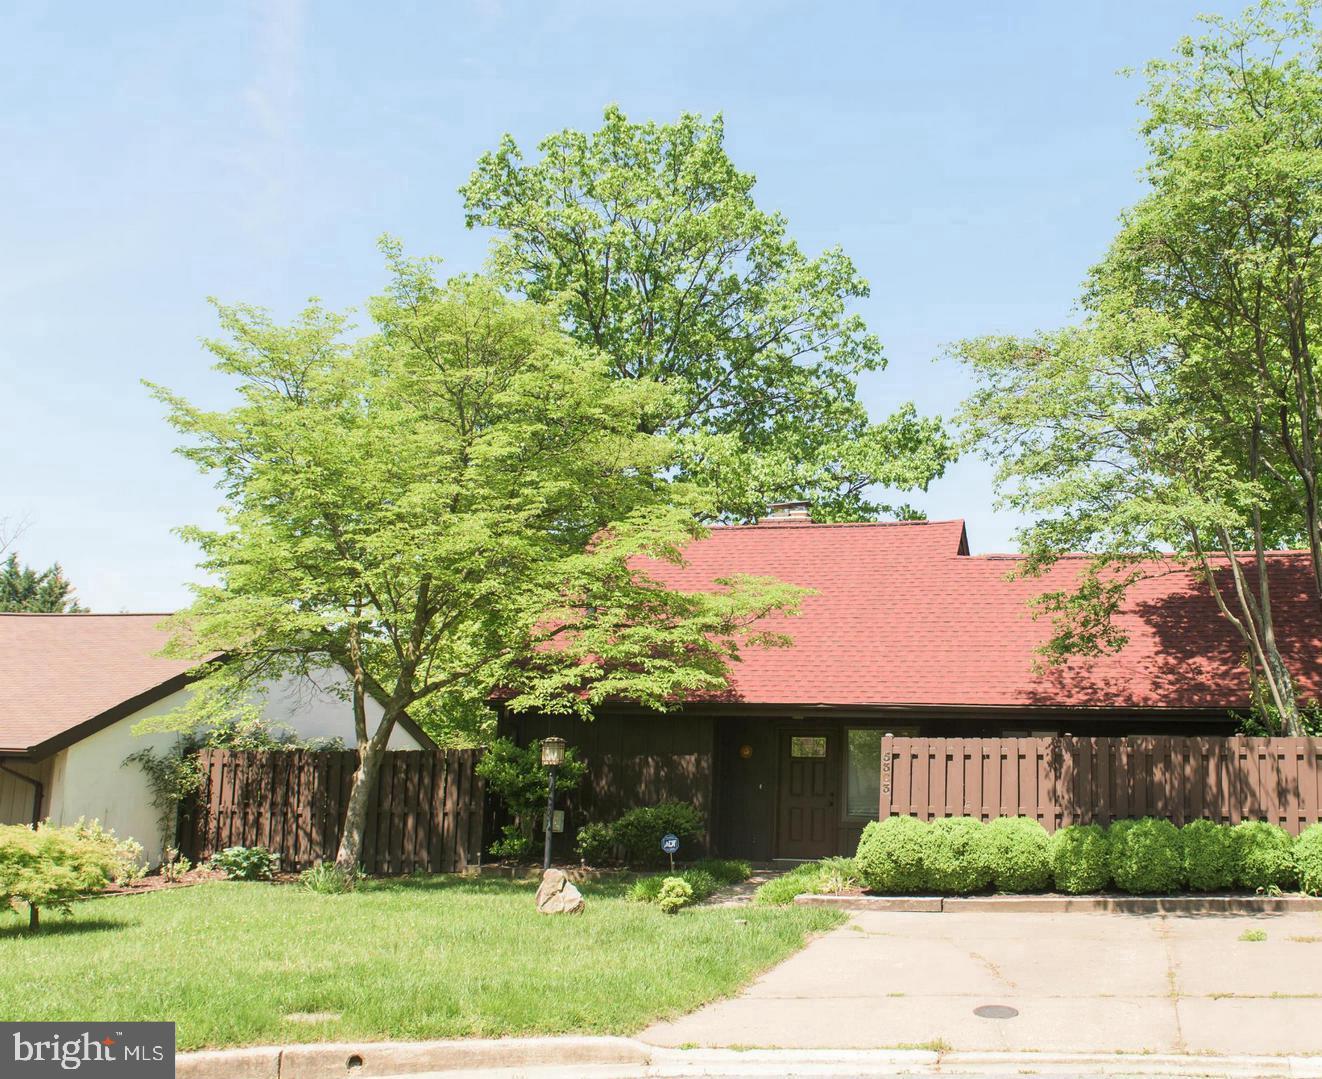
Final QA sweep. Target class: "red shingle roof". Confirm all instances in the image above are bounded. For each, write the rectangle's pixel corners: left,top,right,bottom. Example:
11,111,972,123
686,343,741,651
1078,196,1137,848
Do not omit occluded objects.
635,519,1322,710
0,613,198,755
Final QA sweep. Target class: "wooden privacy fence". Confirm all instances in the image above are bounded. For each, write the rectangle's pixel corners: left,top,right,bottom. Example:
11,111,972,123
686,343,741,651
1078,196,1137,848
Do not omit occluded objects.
880,736,1322,835
181,748,485,874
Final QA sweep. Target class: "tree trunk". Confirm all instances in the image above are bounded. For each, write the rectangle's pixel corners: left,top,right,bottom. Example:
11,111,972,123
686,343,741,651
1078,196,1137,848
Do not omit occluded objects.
28,904,38,932
335,737,388,872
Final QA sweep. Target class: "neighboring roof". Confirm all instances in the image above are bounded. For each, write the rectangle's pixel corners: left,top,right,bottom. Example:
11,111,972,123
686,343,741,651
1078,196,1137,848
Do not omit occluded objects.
633,518,1322,711
0,613,438,756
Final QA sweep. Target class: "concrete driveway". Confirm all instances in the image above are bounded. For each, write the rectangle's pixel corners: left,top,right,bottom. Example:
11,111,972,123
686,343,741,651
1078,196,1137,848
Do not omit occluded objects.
643,909,1322,1057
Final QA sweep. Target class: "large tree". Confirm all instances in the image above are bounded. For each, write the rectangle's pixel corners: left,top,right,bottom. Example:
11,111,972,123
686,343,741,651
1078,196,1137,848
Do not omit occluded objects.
956,0,1322,733
461,106,952,522
148,244,804,869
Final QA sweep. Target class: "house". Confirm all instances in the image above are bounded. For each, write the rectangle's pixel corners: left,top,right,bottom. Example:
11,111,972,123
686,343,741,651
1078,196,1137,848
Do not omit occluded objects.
0,613,436,861
500,505,1322,861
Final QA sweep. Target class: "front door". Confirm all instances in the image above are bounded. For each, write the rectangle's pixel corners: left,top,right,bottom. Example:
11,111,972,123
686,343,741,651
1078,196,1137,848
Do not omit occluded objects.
776,732,836,859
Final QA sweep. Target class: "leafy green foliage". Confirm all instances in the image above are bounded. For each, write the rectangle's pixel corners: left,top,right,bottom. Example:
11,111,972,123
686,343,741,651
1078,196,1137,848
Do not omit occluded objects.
923,817,993,895
1049,824,1111,894
855,816,928,894
210,846,278,881
984,817,1052,893
0,552,85,612
626,858,750,906
954,1,1322,730
606,803,705,867
299,862,361,894
574,821,614,865
1230,821,1297,891
1294,824,1322,895
1107,818,1185,894
1181,820,1236,891
656,877,695,915
150,249,806,866
0,822,124,930
476,738,587,860
753,857,859,906
462,106,952,521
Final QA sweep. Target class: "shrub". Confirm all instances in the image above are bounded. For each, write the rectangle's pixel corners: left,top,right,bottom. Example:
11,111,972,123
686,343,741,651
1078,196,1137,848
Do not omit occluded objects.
1231,821,1296,891
1108,818,1185,894
656,876,694,915
161,847,193,883
0,822,124,930
628,868,718,905
609,803,704,866
984,817,1051,893
1049,823,1110,894
210,846,278,881
476,737,587,861
754,857,859,906
299,862,360,894
1296,823,1322,895
922,817,992,894
690,858,752,886
1181,820,1236,891
574,821,614,865
855,815,928,893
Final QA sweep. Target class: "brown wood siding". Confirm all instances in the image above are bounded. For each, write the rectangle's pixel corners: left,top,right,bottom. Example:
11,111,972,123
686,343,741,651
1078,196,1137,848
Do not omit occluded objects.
181,748,484,873
0,757,51,826
880,735,1322,834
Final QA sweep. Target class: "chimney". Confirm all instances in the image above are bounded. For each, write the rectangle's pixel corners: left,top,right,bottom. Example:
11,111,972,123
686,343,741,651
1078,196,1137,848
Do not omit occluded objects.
762,500,812,523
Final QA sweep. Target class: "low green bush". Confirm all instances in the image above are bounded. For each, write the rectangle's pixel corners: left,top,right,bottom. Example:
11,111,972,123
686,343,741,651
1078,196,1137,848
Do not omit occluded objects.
0,822,126,931
924,817,992,894
1181,820,1236,891
1108,818,1184,894
298,862,359,894
627,868,718,905
210,846,278,881
604,803,705,867
1049,823,1111,894
657,877,694,914
574,821,614,865
855,815,927,894
984,817,1051,892
1231,821,1296,891
1294,824,1322,895
753,857,859,906
690,858,752,885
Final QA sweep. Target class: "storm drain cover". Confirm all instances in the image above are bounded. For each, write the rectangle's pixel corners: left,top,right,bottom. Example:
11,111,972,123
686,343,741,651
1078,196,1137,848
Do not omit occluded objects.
973,1004,1019,1019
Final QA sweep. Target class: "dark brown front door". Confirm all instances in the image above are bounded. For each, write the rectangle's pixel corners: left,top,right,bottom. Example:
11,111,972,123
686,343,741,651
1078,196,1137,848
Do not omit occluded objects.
776,732,836,859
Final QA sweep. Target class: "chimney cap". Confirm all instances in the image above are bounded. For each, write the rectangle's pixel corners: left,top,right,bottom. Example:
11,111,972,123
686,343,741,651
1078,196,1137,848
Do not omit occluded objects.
763,500,812,522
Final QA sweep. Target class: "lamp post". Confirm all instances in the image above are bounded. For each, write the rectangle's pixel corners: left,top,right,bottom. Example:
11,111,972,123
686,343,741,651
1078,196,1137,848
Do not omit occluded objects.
541,736,566,871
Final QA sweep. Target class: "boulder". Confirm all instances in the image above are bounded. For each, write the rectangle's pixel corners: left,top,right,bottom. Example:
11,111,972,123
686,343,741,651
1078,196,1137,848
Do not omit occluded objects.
535,867,585,915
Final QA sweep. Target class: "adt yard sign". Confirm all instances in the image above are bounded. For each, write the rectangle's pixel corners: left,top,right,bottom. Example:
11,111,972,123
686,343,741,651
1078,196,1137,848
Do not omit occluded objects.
661,832,679,870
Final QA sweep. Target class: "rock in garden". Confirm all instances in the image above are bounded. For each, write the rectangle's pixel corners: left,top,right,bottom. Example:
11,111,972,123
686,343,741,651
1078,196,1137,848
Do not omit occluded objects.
535,867,585,915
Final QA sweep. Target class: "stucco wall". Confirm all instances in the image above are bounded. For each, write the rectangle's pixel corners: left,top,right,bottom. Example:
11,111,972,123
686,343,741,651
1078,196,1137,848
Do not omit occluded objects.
42,671,424,862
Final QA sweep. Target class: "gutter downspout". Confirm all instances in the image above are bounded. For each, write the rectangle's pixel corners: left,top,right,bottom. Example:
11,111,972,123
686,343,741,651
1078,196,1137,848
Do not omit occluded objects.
0,758,44,828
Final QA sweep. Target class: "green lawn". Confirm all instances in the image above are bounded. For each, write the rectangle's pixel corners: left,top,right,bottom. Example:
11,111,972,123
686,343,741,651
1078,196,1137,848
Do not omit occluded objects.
0,876,841,1050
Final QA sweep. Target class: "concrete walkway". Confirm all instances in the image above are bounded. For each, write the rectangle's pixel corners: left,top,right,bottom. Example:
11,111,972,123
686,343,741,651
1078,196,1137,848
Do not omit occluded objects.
642,909,1322,1056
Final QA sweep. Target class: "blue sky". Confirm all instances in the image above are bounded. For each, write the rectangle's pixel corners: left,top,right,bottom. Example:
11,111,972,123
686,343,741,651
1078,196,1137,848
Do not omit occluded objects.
1,0,1246,612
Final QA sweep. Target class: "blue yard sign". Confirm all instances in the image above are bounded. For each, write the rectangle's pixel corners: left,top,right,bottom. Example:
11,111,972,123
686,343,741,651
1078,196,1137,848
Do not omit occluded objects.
660,833,679,854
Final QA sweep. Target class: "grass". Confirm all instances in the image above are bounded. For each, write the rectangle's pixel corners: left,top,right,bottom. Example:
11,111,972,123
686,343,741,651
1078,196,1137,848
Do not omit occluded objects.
1238,928,1268,942
754,857,859,906
0,876,842,1050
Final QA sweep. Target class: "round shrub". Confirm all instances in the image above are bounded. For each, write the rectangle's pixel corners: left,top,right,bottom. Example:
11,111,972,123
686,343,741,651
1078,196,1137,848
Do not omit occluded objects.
1107,818,1185,894
1295,824,1322,896
1231,821,1296,891
923,817,992,894
1049,823,1110,894
1181,820,1235,891
855,815,928,894
656,876,693,914
984,817,1052,893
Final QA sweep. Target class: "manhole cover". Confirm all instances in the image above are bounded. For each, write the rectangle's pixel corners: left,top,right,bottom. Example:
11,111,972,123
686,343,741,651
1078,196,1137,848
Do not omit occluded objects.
973,1004,1019,1019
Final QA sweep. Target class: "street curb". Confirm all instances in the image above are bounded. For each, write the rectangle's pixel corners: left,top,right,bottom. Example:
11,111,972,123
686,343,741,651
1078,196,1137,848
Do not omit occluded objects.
175,1039,1322,1078
794,892,1322,913
176,1036,649,1079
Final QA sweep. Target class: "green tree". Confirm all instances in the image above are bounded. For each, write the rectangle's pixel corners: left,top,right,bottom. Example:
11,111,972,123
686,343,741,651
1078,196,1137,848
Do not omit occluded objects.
461,106,952,522
0,553,86,612
956,0,1322,734
148,243,805,870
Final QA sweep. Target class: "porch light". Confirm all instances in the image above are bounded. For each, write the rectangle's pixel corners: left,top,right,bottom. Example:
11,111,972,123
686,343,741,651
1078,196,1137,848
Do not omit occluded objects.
540,736,566,768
